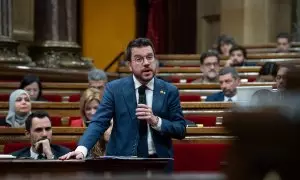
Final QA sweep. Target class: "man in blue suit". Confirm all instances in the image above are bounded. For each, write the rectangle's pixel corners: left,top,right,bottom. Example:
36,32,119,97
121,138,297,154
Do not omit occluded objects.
60,38,186,162
206,67,240,102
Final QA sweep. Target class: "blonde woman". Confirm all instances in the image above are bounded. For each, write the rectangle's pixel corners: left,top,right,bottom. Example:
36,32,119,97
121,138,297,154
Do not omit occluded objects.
71,88,112,156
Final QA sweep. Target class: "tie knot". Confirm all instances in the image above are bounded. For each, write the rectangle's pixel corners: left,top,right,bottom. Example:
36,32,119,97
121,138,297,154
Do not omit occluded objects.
228,98,232,102
138,85,147,95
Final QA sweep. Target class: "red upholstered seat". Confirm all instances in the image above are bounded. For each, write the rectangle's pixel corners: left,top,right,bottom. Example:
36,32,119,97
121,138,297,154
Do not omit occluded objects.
50,116,62,126
247,77,257,82
170,77,180,83
186,78,197,83
43,95,62,102
174,143,230,172
180,94,201,102
184,115,216,126
0,94,9,101
68,94,81,102
4,143,30,154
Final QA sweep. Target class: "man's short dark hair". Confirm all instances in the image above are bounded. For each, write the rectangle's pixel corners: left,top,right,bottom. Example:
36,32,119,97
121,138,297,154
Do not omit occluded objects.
276,32,291,42
200,50,220,64
125,38,155,61
229,45,247,59
25,111,51,132
219,67,239,79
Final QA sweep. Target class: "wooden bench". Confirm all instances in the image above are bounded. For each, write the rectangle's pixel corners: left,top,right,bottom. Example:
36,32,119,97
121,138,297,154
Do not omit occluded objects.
0,102,233,126
156,53,300,67
0,127,231,172
119,66,261,73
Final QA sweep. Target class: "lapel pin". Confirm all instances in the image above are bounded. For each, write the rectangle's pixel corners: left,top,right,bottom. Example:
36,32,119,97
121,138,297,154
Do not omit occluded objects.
160,90,166,94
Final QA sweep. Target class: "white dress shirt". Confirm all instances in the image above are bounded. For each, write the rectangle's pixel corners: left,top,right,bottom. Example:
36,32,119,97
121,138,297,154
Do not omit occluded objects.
30,147,43,159
224,94,238,102
76,75,162,157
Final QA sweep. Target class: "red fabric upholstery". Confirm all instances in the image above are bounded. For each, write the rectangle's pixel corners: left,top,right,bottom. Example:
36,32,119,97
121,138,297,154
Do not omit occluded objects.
184,115,216,126
68,94,81,102
3,142,77,154
174,143,229,172
170,77,180,83
247,77,256,82
186,78,197,83
50,116,62,126
0,94,9,101
4,143,30,154
43,95,62,102
180,94,201,102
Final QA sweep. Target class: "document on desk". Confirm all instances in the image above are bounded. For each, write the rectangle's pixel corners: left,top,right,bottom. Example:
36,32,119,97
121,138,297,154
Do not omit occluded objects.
0,154,16,159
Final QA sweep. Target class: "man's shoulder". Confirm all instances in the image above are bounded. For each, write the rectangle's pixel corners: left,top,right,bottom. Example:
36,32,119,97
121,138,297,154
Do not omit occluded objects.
11,147,30,157
156,77,178,92
206,92,224,101
107,76,131,87
51,144,71,153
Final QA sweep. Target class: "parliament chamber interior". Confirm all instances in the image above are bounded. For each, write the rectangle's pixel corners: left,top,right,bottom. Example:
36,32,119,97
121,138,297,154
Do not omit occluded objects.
0,0,300,179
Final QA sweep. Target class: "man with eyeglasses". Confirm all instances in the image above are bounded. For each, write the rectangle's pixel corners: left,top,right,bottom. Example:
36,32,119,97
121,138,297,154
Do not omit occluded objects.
60,38,186,172
192,50,220,83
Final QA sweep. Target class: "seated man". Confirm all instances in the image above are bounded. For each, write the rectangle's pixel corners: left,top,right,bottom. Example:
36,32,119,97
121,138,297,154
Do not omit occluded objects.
88,68,107,92
12,111,71,159
276,32,291,53
206,67,240,102
225,45,256,67
192,50,220,83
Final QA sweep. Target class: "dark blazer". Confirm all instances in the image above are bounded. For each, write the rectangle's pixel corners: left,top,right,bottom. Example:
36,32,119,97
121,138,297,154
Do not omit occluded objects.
0,117,10,127
78,76,186,158
11,144,71,159
206,92,225,101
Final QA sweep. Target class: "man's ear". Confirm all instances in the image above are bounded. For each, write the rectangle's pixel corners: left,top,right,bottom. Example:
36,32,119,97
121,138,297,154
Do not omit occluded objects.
127,61,132,72
237,78,241,86
200,65,204,73
25,130,30,137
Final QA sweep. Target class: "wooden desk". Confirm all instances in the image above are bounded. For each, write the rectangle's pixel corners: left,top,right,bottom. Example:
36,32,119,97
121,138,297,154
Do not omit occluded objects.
0,158,169,176
175,82,274,89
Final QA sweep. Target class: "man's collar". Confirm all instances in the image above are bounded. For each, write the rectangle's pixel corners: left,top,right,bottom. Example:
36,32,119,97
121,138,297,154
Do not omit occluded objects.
132,75,154,90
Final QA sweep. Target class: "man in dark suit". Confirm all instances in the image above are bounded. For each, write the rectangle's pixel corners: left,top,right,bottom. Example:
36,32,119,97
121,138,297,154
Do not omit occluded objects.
12,111,71,159
225,45,256,67
60,38,186,161
206,67,240,102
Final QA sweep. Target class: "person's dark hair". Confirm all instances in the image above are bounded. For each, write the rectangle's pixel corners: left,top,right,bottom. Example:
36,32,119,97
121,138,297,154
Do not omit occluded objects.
259,62,279,77
25,111,51,131
276,32,291,42
219,67,239,79
19,74,43,100
229,45,247,59
125,38,155,61
200,50,220,64
216,34,236,54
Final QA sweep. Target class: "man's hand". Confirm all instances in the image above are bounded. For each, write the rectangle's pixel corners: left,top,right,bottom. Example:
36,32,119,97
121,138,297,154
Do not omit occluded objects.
34,139,53,159
59,151,84,160
225,59,234,67
136,104,158,126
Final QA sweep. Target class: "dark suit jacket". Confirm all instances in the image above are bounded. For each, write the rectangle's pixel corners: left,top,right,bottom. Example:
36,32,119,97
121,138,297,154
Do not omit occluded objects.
11,144,71,159
78,76,186,158
206,92,225,101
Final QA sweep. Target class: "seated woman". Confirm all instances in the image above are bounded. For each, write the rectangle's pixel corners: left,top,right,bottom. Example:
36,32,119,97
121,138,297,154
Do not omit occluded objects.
257,62,279,82
70,88,112,156
19,74,46,101
0,89,31,127
216,34,236,56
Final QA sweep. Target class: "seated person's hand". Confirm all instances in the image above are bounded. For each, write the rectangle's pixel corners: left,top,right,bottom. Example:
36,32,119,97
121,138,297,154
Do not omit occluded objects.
225,59,234,67
59,151,84,160
34,138,53,159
